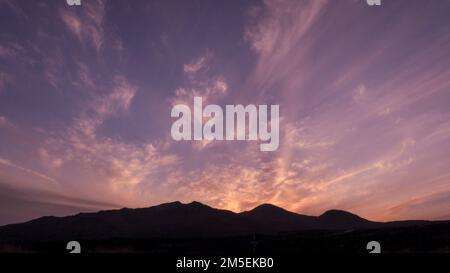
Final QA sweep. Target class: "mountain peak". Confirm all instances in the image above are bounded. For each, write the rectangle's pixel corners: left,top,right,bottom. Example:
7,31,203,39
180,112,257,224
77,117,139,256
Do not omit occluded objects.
252,203,286,211
146,201,213,211
242,203,302,220
187,201,207,206
184,201,214,209
320,209,362,219
318,209,373,229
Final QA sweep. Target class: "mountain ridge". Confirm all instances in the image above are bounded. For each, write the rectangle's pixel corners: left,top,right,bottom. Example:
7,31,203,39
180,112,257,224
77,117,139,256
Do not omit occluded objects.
0,201,441,242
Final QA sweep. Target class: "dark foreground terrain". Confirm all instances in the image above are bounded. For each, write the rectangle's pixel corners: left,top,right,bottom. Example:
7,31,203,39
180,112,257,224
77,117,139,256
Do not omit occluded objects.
0,201,449,253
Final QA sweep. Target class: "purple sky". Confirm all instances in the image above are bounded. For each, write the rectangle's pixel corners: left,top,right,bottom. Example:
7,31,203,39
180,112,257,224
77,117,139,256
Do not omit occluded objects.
0,0,450,225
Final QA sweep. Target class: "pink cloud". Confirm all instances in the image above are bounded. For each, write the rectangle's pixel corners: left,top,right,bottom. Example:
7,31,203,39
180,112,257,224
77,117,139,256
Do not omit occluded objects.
60,0,105,51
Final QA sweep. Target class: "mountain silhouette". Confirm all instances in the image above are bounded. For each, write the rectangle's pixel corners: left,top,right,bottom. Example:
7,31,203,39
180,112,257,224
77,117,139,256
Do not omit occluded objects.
317,210,376,229
0,201,436,242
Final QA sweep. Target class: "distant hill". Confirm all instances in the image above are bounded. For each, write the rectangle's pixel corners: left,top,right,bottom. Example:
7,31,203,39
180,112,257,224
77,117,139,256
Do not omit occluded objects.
0,201,439,242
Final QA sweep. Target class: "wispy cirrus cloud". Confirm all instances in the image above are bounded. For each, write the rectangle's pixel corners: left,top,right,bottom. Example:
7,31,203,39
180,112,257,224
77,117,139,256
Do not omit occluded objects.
0,157,58,185
385,189,450,221
40,75,180,206
60,0,105,51
172,52,228,106
244,0,326,95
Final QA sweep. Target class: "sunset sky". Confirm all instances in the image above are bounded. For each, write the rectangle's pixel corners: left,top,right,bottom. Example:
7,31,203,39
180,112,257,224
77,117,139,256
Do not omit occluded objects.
1,0,450,225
